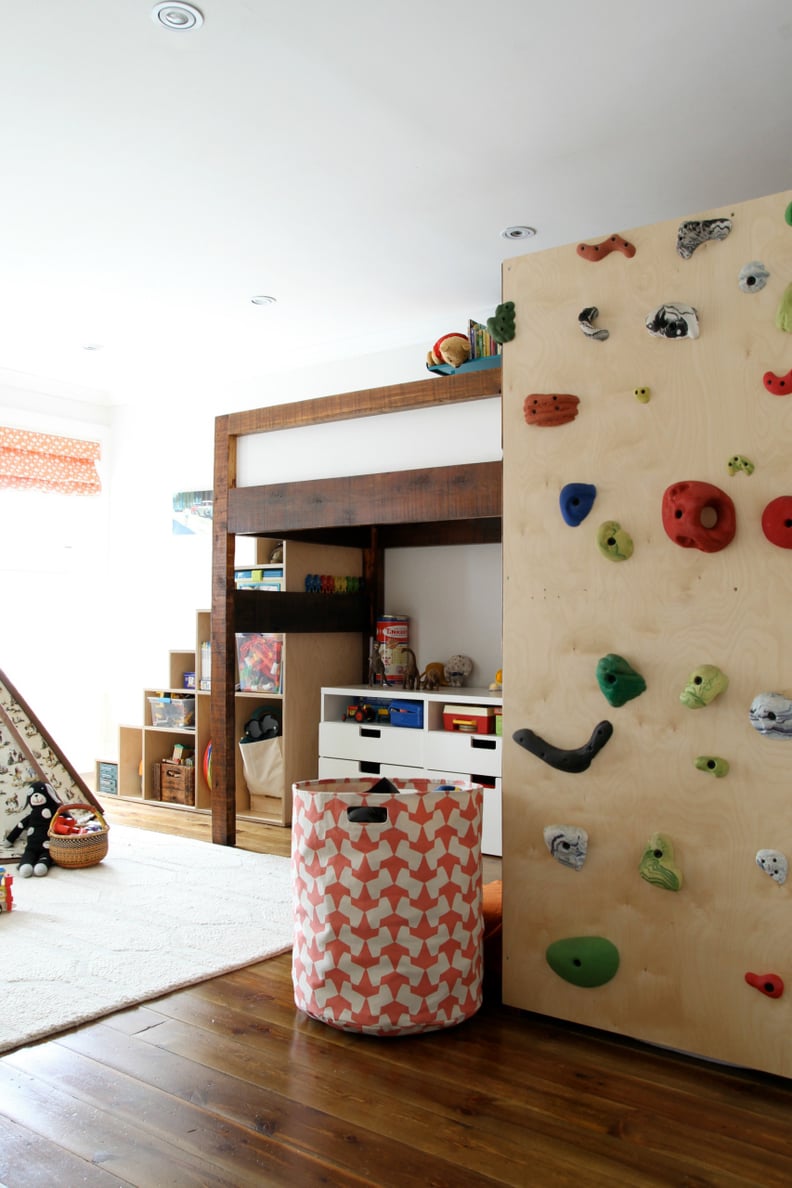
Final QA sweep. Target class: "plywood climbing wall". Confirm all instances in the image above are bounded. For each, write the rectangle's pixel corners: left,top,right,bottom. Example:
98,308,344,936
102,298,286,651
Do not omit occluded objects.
501,189,792,1077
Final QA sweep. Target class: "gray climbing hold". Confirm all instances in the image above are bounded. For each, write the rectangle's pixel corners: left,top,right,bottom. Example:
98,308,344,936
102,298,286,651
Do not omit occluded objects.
676,218,732,259
578,306,609,341
543,825,589,871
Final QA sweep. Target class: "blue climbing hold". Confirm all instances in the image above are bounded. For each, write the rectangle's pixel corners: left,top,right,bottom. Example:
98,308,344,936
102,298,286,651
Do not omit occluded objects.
559,482,597,527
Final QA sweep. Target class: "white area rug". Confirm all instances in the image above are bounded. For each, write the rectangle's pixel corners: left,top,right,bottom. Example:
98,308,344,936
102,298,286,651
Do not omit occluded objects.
0,824,294,1054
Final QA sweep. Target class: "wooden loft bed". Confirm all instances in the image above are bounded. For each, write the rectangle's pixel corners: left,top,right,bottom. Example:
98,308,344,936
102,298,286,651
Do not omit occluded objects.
210,367,503,846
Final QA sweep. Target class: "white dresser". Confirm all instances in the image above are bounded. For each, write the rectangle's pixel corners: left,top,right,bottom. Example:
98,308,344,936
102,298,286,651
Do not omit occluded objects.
318,685,503,855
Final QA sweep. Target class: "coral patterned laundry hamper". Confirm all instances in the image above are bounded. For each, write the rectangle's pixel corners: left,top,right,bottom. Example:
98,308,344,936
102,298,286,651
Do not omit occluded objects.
292,778,483,1035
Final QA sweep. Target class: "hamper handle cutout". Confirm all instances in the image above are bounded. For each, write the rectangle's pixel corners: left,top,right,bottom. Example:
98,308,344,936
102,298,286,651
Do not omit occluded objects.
346,805,389,824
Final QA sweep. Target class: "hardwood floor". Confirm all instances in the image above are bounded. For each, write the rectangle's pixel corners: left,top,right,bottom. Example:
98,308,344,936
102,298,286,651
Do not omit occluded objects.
3,799,792,1186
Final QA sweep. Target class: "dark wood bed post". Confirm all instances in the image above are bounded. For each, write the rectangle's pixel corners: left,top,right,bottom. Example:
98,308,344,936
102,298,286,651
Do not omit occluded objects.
210,414,238,846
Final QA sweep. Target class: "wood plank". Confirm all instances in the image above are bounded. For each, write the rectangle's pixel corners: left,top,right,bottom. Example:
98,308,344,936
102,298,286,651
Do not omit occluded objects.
229,461,502,537
0,1112,121,1187
144,967,791,1187
226,369,501,438
53,1022,504,1188
234,590,368,634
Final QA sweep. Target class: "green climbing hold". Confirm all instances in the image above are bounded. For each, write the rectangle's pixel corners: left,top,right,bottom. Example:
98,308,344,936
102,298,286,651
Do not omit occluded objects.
694,755,730,778
634,386,651,403
596,520,634,562
776,283,792,333
679,664,728,709
596,654,647,707
545,936,620,988
486,301,516,344
785,201,792,227
639,832,683,891
727,454,754,476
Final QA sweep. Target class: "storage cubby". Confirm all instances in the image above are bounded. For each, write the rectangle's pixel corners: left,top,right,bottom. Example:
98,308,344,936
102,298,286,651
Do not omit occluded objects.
117,537,364,825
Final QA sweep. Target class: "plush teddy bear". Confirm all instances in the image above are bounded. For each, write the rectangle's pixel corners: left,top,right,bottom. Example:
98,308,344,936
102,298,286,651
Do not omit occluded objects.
5,781,62,877
426,332,470,370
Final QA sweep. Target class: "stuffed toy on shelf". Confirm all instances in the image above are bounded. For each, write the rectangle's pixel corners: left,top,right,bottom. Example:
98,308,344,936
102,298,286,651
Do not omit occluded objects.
5,780,61,877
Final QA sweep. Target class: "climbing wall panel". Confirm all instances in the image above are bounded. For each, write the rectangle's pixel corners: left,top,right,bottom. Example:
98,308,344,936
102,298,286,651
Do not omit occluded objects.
501,190,792,1076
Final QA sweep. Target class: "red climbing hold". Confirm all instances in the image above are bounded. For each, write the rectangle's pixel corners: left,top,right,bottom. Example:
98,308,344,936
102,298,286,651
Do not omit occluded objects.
745,971,784,999
661,481,736,553
761,496,792,549
763,368,792,395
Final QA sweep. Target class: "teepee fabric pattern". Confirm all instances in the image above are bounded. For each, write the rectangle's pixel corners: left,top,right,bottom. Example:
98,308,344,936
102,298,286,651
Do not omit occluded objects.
292,777,483,1035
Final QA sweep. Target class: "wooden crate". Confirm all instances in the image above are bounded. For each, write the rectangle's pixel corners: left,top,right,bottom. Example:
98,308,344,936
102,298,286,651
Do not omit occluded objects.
153,761,195,805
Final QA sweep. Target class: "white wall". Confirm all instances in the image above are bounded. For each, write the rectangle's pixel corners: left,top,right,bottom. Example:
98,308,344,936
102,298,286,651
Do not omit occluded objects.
0,381,113,772
2,341,502,773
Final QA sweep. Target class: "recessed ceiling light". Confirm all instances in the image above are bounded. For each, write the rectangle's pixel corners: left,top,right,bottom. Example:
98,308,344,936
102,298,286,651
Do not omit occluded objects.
151,3,204,31
82,343,103,351
250,295,277,305
501,225,537,240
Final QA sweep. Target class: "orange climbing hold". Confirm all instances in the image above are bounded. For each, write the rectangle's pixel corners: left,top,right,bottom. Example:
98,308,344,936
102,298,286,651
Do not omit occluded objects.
576,234,636,262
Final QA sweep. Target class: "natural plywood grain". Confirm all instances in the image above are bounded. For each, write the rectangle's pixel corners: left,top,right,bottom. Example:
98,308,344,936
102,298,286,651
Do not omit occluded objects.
501,190,792,1077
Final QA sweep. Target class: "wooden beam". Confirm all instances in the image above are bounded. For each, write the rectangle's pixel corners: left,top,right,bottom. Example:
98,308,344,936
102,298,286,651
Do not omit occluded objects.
229,461,502,537
234,591,368,634
210,415,238,848
226,369,501,438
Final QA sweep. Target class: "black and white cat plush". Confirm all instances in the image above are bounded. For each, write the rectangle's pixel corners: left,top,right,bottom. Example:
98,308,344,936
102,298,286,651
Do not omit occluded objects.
6,781,61,877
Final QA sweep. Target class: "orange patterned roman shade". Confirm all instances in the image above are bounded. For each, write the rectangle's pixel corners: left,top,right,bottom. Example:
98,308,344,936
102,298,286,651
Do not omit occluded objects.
0,427,101,495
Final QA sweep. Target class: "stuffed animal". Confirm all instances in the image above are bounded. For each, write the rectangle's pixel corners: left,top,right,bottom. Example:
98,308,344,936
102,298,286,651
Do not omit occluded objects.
5,781,61,877
427,332,470,370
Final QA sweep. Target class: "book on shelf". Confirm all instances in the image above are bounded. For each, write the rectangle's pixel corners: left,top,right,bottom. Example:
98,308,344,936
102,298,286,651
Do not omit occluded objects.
468,318,503,361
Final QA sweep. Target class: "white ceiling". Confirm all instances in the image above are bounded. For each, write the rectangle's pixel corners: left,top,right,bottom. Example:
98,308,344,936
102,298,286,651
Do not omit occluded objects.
1,0,791,414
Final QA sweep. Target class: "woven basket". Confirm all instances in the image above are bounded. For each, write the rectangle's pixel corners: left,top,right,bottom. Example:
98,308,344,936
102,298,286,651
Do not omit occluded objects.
48,803,109,869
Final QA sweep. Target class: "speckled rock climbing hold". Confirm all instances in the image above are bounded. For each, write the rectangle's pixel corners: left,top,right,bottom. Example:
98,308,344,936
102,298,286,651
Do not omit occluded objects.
738,261,769,293
761,496,792,549
763,368,792,396
559,483,596,527
486,301,516,344
578,306,609,341
680,664,728,709
545,936,620,988
748,692,792,739
776,284,792,333
646,303,699,339
694,755,730,778
512,720,613,774
756,849,788,885
543,825,589,871
524,393,580,427
676,217,732,259
661,481,736,553
639,833,682,891
634,386,651,403
745,972,784,999
596,521,633,561
727,455,754,476
596,654,647,707
576,234,636,262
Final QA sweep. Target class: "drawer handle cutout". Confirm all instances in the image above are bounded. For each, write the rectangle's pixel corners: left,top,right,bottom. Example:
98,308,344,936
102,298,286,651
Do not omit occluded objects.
359,727,381,739
471,738,496,750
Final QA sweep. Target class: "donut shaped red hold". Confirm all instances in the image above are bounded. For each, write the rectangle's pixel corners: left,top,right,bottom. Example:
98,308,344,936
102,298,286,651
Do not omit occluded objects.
763,369,792,395
524,393,580,427
762,496,792,548
661,480,736,553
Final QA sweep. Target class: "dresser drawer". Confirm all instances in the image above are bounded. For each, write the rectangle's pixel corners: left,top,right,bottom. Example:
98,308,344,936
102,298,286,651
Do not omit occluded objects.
318,756,423,781
319,721,425,767
424,731,501,778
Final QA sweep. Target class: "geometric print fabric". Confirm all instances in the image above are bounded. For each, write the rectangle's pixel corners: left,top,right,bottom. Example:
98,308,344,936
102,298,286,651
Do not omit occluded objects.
292,778,483,1035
